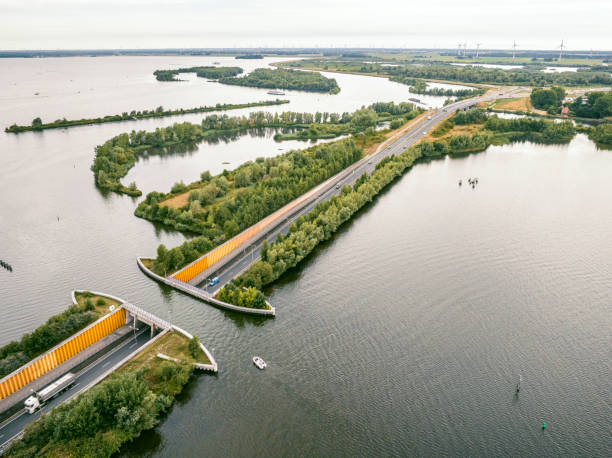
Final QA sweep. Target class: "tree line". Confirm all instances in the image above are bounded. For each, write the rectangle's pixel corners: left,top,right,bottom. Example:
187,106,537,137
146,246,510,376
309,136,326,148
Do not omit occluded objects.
274,102,421,141
153,66,242,81
4,100,289,133
219,68,341,94
0,299,99,378
282,59,612,87
568,91,612,119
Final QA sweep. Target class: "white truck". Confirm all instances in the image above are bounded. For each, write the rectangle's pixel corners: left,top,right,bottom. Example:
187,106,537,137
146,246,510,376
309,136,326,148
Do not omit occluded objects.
24,372,75,414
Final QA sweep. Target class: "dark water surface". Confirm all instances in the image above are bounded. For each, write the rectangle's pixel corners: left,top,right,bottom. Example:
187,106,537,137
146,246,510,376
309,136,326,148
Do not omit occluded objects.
0,57,610,457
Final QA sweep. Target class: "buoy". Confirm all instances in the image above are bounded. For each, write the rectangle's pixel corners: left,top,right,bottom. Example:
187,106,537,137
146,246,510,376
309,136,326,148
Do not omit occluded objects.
542,422,546,430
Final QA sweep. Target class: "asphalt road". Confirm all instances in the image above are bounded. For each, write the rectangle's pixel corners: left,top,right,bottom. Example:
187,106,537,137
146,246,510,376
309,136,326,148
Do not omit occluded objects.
0,324,152,452
196,88,521,295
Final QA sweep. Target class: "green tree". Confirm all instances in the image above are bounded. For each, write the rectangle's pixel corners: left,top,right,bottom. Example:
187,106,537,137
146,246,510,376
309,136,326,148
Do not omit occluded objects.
32,117,43,130
188,335,200,359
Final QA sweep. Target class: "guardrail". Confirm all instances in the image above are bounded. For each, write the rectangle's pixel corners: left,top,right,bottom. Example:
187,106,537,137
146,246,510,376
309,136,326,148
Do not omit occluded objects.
137,257,275,316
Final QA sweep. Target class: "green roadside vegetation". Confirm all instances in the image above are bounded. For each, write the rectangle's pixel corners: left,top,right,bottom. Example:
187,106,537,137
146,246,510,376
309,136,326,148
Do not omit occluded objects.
566,91,612,118
214,109,579,308
219,68,341,93
0,291,118,379
5,100,288,133
279,59,612,87
4,330,209,458
153,66,242,81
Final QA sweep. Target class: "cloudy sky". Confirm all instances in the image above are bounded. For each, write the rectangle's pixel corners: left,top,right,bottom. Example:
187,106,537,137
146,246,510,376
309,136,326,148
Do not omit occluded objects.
1,0,610,50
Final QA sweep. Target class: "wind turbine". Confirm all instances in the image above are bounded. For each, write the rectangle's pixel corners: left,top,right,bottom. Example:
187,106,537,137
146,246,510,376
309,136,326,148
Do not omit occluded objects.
457,43,463,56
475,43,482,58
558,40,565,61
512,41,518,60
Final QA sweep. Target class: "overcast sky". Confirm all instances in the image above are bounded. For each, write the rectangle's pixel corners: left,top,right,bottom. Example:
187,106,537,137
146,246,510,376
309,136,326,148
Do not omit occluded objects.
1,0,610,51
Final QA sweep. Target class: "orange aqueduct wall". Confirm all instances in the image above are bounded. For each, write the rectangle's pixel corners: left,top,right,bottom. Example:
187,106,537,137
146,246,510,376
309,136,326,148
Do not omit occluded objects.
0,308,126,400
173,181,321,283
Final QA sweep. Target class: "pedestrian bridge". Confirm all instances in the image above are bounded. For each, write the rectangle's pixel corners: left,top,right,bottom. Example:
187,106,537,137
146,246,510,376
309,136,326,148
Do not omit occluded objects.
122,302,172,336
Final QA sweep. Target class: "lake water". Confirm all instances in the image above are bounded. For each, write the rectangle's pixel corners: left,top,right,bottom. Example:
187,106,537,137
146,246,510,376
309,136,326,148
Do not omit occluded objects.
0,57,610,457
451,63,524,70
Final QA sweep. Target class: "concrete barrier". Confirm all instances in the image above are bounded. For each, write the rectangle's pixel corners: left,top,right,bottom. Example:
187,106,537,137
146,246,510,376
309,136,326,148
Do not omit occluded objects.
170,325,218,372
0,306,127,401
137,257,275,317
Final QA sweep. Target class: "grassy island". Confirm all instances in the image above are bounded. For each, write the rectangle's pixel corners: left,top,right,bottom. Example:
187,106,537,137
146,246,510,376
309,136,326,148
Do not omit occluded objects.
219,68,341,93
0,292,119,379
4,330,209,457
4,100,288,133
153,66,242,81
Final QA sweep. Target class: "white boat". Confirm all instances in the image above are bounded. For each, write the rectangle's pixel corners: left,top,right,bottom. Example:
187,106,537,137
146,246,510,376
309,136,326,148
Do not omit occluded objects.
267,90,285,96
252,356,267,370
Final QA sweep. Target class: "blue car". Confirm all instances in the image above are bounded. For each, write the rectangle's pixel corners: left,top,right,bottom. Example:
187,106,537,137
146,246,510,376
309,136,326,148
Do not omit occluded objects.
209,277,220,287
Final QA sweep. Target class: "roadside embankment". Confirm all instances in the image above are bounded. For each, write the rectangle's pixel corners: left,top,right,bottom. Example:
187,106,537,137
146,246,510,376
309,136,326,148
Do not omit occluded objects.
137,257,276,316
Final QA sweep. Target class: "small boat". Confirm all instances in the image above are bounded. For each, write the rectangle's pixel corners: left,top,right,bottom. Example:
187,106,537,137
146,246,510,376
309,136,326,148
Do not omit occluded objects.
253,356,266,370
267,90,285,96
516,374,522,393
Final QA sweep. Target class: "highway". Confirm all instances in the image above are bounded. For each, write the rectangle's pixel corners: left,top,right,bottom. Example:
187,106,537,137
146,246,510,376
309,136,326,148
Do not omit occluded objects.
195,87,521,296
0,324,152,452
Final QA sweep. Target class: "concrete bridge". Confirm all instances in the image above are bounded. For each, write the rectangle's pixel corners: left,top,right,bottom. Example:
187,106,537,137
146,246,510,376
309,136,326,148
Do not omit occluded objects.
122,302,172,337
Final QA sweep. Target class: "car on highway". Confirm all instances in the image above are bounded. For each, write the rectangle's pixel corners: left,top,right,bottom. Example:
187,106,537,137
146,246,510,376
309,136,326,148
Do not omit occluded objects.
209,277,219,287
335,184,341,190
427,115,432,120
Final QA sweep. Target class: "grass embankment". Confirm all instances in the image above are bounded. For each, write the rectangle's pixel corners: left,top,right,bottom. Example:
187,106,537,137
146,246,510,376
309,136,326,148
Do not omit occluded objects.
491,96,546,115
5,100,289,134
0,291,121,379
73,291,121,318
119,330,210,373
4,331,209,457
